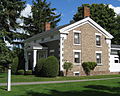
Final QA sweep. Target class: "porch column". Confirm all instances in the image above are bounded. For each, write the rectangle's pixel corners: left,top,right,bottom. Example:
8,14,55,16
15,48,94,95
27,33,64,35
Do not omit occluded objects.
24,49,28,71
33,50,37,71
60,35,64,71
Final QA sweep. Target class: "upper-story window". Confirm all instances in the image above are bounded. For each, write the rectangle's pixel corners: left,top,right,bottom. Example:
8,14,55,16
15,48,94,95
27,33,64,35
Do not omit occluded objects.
96,35,101,46
74,33,80,44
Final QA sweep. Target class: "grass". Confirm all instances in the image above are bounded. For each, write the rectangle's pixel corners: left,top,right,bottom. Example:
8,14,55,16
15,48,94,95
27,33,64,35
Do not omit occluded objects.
0,72,120,83
0,78,120,96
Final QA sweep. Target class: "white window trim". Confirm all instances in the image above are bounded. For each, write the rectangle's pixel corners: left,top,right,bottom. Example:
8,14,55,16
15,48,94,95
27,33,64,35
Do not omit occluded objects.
95,33,102,47
50,50,55,52
73,50,81,65
96,51,103,66
73,30,81,33
74,71,80,76
73,31,81,45
95,33,102,36
96,51,102,53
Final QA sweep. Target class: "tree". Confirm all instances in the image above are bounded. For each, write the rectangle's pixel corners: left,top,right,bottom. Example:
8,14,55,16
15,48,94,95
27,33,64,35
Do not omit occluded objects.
73,4,116,32
0,0,26,48
35,58,46,76
41,56,59,77
63,62,73,76
0,39,11,68
23,0,61,36
82,62,97,76
111,15,120,44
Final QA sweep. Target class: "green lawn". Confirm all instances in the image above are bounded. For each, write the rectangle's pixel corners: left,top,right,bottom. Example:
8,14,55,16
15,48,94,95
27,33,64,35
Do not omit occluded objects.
0,78,120,96
0,73,120,83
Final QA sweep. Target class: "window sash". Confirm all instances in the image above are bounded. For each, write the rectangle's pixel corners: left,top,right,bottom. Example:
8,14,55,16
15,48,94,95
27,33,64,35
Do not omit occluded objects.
96,53,101,64
74,52,80,63
74,33,80,44
96,35,101,46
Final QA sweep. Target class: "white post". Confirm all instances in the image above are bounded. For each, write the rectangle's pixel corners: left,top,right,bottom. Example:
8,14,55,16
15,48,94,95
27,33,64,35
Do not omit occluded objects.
33,50,37,71
60,34,64,71
7,67,11,91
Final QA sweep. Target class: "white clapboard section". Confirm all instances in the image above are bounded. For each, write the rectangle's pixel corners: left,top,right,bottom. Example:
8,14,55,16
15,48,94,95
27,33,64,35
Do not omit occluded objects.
109,55,120,72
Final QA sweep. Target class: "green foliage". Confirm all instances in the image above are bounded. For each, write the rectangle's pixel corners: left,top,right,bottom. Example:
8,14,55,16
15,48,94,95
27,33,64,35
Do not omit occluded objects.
11,57,19,74
63,62,73,76
0,0,26,47
82,62,97,76
73,4,115,32
25,70,32,75
17,70,24,75
111,15,120,44
0,40,12,68
41,56,59,77
35,58,46,76
23,0,61,36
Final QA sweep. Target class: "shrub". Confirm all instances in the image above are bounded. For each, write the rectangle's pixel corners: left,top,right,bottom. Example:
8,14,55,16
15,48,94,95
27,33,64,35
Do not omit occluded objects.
41,56,59,77
35,58,46,76
17,70,24,75
25,70,32,75
63,62,73,76
11,57,19,74
82,62,97,76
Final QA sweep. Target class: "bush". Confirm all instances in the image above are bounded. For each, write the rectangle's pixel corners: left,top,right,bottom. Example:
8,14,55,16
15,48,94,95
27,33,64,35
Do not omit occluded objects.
63,62,73,76
35,58,46,76
11,57,19,74
25,70,32,75
41,56,59,77
17,70,24,75
82,62,97,76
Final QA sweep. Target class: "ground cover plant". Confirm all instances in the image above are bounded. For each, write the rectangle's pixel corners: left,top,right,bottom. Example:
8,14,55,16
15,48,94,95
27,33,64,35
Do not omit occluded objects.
0,78,120,96
0,73,120,83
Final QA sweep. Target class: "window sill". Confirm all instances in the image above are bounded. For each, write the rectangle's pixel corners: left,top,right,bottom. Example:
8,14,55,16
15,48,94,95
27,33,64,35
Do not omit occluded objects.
74,44,81,46
96,46,102,48
97,63,103,66
74,63,81,66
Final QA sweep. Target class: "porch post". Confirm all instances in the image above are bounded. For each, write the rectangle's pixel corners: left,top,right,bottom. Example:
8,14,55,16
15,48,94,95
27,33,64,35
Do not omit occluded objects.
24,49,28,71
60,34,64,71
33,50,37,71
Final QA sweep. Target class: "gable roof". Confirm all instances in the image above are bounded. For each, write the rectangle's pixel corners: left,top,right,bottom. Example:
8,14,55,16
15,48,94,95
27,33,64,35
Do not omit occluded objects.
24,17,113,43
59,17,113,39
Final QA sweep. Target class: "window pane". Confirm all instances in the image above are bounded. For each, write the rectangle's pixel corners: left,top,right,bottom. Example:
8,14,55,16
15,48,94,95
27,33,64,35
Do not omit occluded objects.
96,53,101,64
96,35,101,46
74,52,80,63
74,33,80,44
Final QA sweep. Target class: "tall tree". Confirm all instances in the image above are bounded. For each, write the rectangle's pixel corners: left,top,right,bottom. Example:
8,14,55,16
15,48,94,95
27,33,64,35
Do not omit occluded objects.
23,0,61,36
73,4,120,44
111,15,120,44
0,0,26,47
0,0,26,67
73,4,116,32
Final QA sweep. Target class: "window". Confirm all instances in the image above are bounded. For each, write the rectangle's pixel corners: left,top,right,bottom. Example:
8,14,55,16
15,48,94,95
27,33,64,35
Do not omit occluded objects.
50,35,54,39
74,72,80,76
74,52,80,63
115,60,119,63
96,35,101,46
74,33,80,44
41,38,44,41
49,50,54,56
96,53,102,65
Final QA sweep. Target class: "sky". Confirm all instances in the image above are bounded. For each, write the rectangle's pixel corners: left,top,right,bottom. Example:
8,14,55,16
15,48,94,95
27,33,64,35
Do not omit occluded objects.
22,0,120,26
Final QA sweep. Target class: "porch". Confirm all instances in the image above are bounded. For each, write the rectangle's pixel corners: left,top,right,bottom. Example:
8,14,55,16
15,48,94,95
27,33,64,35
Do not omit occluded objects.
24,43,48,71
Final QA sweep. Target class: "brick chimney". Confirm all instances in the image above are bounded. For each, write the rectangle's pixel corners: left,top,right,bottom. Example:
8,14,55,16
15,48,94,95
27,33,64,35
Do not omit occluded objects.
84,6,90,18
45,22,51,31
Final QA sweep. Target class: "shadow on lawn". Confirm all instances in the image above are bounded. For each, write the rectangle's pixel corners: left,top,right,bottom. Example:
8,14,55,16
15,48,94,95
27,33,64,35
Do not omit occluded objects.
21,85,120,96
